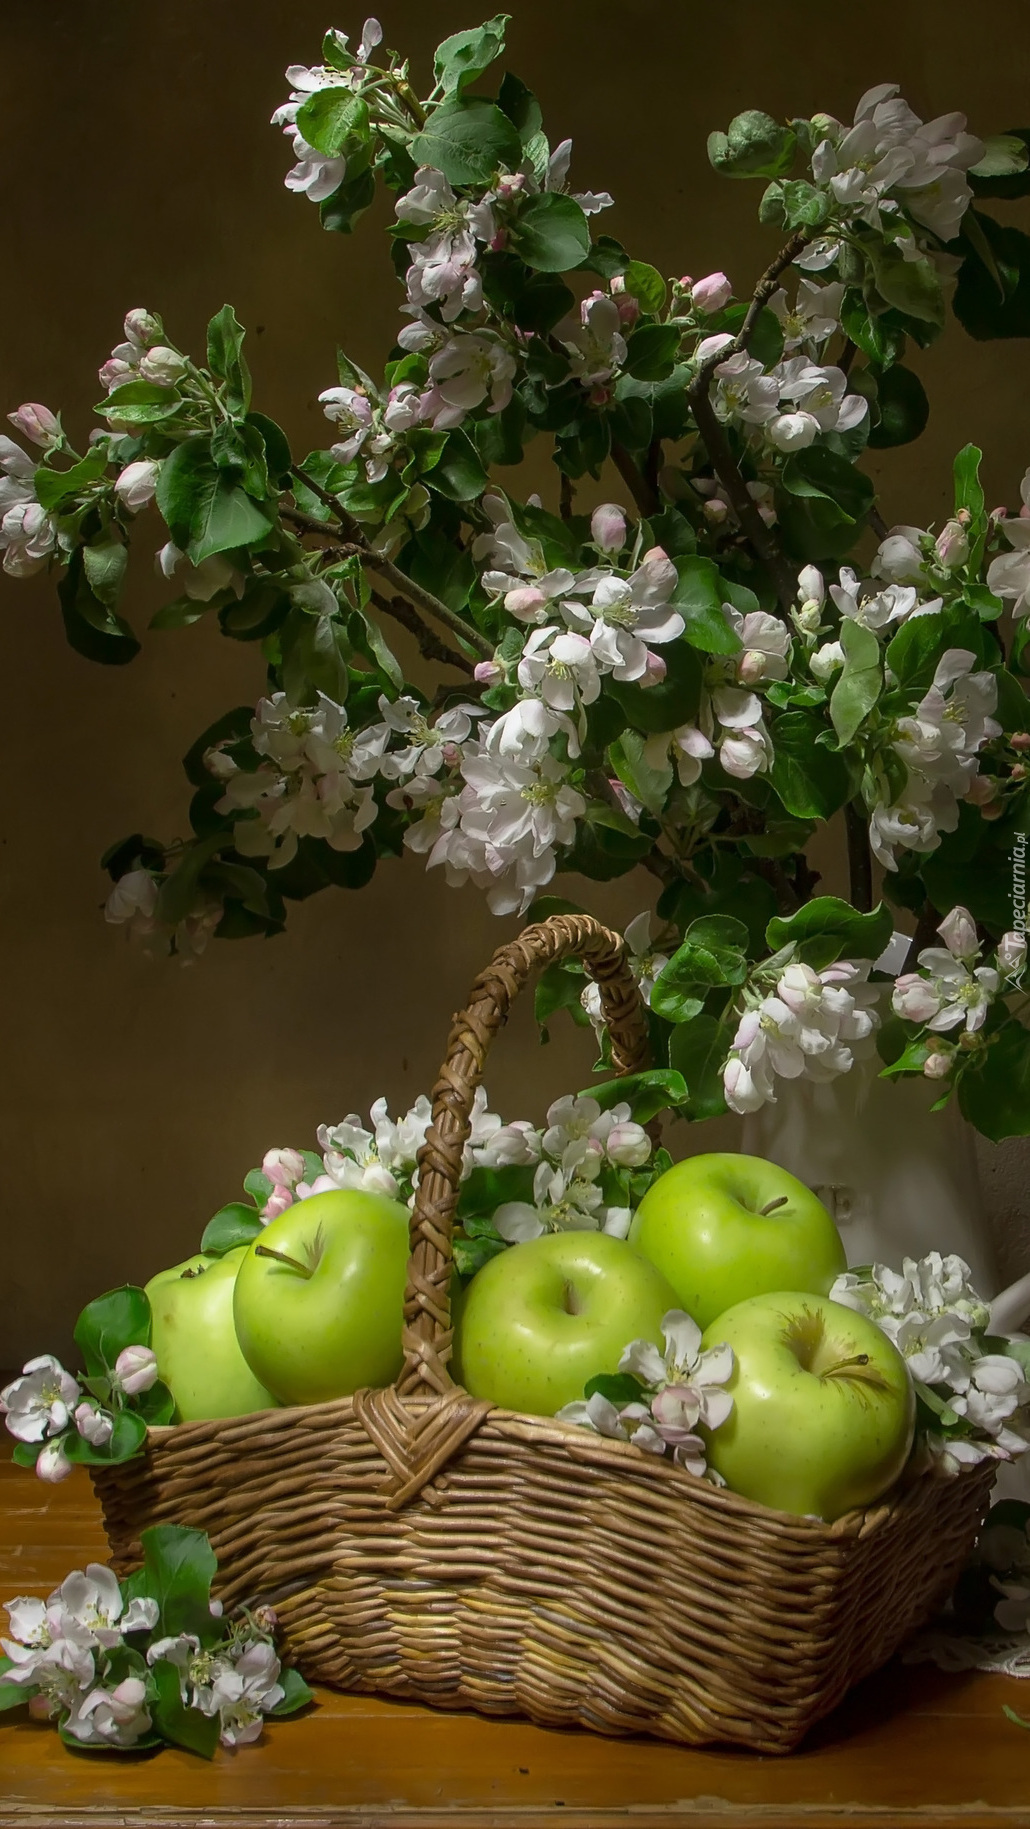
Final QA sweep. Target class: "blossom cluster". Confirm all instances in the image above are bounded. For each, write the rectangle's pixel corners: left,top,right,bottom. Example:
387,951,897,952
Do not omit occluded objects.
891,905,1027,1081
556,1308,734,1482
1,1559,291,1750
722,957,880,1115
250,1088,653,1247
0,1348,159,1483
831,1252,1030,1473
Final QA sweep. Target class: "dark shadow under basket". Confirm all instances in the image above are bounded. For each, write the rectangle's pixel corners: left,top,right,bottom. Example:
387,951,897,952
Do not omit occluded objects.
93,914,994,1754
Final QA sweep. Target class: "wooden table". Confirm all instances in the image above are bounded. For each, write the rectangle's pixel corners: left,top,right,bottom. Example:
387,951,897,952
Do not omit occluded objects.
2,1457,1029,1828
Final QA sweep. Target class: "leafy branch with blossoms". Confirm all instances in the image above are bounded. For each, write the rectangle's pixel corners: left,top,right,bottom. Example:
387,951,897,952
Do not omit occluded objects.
0,1524,311,1756
7,17,1030,1141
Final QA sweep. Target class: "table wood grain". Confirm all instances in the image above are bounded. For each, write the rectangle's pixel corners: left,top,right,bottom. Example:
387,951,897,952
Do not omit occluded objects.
2,1457,1029,1828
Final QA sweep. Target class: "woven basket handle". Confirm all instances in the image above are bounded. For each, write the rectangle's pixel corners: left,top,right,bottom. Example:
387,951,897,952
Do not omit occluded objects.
398,913,651,1398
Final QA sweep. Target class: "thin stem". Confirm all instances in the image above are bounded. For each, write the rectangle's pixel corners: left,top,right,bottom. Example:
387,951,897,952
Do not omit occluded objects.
560,472,575,523
611,441,661,518
371,590,476,676
689,391,798,611
291,467,494,661
691,229,814,399
903,901,942,973
845,802,874,912
869,505,890,541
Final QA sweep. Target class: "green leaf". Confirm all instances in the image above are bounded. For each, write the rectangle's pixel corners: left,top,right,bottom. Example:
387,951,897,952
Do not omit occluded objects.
201,1203,263,1256
157,437,275,563
959,1019,1030,1140
74,1285,151,1380
839,290,907,368
830,618,882,747
667,1014,733,1120
151,1657,220,1759
34,447,109,512
609,730,671,816
582,1371,646,1406
63,1409,148,1466
969,130,1030,198
58,549,140,665
319,165,377,235
268,1665,315,1717
95,381,183,426
769,710,854,819
534,959,591,1038
624,323,681,382
498,71,542,140
279,607,350,706
867,244,945,328
954,442,985,520
707,111,796,179
912,1378,960,1428
458,1164,537,1221
781,445,874,524
866,364,929,448
885,602,990,692
411,97,521,187
295,89,370,159
434,14,509,94
650,952,724,1026
426,429,488,501
247,412,292,487
953,214,1030,339
150,596,208,630
481,251,574,333
622,260,667,315
582,1070,688,1124
670,556,741,656
141,1524,219,1641
82,539,129,610
604,637,703,734
206,304,251,414
510,192,590,272
765,895,893,966
0,1678,28,1714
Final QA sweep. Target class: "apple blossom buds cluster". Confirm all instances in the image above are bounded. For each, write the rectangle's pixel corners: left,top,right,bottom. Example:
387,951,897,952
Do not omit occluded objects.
0,1345,159,1484
556,1309,734,1482
891,905,1026,1082
1,1529,310,1753
722,957,880,1116
831,1254,1030,1473
490,1094,654,1244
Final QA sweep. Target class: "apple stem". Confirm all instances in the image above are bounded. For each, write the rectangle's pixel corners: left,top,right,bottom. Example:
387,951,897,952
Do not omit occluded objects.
254,1244,314,1279
759,1196,789,1217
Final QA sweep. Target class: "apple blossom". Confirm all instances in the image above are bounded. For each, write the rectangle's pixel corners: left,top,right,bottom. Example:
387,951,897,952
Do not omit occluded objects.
1,1356,82,1444
74,1402,114,1448
810,639,845,682
938,905,979,960
557,292,627,390
114,459,161,512
138,345,187,386
768,279,845,351
36,1439,74,1482
691,271,732,312
63,1676,152,1748
590,502,627,552
424,332,516,427
722,958,879,1115
113,1344,159,1397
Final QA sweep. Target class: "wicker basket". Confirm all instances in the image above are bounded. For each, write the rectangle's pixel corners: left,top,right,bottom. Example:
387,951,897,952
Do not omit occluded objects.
93,913,994,1754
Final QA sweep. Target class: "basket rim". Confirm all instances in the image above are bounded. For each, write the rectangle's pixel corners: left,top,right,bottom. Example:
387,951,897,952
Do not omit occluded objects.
124,1391,993,1544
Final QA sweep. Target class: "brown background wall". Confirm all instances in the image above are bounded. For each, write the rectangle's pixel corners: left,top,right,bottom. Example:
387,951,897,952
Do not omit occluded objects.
3,0,1029,1368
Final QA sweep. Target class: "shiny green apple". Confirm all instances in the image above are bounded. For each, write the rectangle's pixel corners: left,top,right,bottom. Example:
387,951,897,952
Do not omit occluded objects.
629,1152,847,1330
145,1248,278,1422
700,1291,915,1520
453,1231,680,1417
232,1188,411,1405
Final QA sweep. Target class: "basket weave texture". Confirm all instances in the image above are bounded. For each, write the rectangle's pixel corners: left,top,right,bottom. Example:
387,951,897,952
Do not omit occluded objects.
93,915,994,1753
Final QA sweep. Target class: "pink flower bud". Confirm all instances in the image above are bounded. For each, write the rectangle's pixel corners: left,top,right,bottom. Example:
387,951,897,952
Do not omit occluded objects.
937,905,978,960
590,502,628,552
262,1146,305,1188
965,771,998,802
474,659,503,686
138,346,187,386
114,1345,159,1396
990,505,1008,521
677,275,694,290
75,1402,114,1447
36,1438,73,1483
1011,732,1030,752
605,1121,651,1167
123,309,163,347
261,1183,295,1220
614,294,640,326
114,459,161,512
998,932,1028,977
99,357,136,393
923,1051,954,1080
737,649,769,686
8,403,60,448
934,518,969,570
252,1604,278,1633
892,974,942,1024
504,584,547,622
703,497,729,524
640,650,667,687
691,272,732,313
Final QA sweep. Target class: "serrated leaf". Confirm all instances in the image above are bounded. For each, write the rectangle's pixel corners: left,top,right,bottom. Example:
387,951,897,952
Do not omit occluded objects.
765,895,893,966
410,97,521,187
510,192,590,272
830,617,882,746
82,539,129,610
434,14,509,94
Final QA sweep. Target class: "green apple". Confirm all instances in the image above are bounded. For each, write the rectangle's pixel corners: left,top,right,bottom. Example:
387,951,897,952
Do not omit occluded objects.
629,1153,846,1330
700,1292,915,1520
145,1248,278,1423
232,1188,411,1405
454,1231,680,1417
